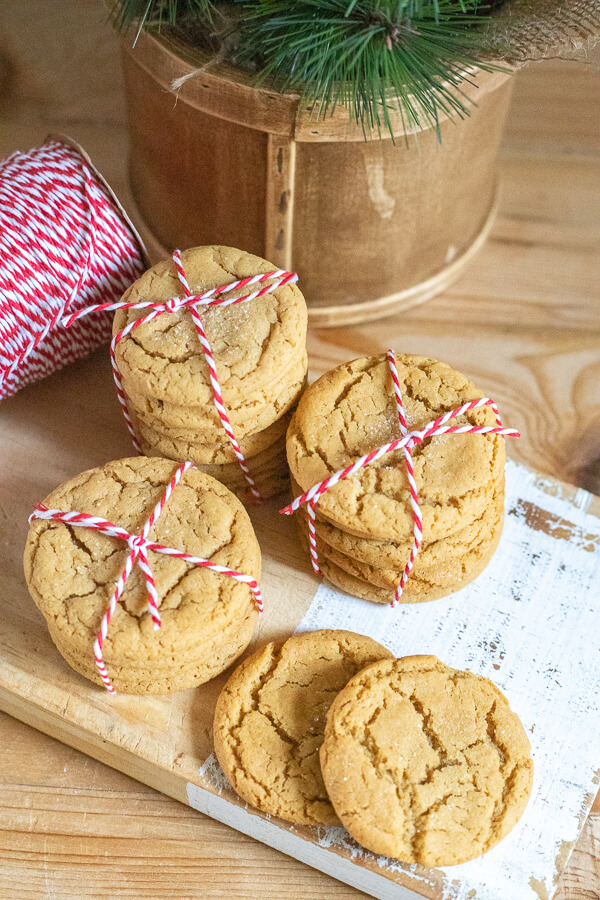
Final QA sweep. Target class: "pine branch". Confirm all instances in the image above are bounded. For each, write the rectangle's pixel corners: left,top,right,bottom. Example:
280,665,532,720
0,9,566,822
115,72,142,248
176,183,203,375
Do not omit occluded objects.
236,0,501,136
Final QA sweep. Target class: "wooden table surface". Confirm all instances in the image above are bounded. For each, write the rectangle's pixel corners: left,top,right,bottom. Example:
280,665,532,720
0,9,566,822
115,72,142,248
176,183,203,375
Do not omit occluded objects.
0,2,599,898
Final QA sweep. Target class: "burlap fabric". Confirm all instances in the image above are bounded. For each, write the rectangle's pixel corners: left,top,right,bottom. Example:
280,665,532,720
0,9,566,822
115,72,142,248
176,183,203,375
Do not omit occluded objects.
488,0,600,61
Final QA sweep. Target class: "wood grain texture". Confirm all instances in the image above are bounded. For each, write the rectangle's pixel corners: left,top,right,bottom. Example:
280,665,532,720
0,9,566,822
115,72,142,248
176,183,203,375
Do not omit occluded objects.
122,28,514,143
0,705,598,900
0,1,598,898
122,46,269,257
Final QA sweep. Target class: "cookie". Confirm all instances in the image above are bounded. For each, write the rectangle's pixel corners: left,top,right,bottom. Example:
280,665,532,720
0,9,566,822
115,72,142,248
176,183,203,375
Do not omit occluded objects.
310,523,503,604
137,429,292,502
127,351,308,439
113,246,308,410
24,457,261,693
320,656,533,865
307,483,504,592
287,354,505,544
321,520,502,592
213,630,393,826
293,473,504,573
131,402,297,466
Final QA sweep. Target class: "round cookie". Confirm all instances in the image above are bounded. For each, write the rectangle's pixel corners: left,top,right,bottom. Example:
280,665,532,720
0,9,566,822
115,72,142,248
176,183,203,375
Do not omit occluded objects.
298,521,503,604
24,457,261,693
307,485,504,593
287,354,505,544
310,522,503,603
292,473,504,574
137,430,292,501
129,352,308,439
130,402,297,466
306,475,505,573
213,630,393,826
320,656,533,865
113,246,308,410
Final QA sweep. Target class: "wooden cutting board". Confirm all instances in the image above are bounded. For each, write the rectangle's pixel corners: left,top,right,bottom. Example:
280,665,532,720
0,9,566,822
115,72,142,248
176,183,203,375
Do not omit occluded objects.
1,348,599,900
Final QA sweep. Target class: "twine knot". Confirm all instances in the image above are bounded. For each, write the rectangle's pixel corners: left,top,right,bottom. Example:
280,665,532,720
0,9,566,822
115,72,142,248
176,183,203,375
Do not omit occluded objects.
128,534,149,552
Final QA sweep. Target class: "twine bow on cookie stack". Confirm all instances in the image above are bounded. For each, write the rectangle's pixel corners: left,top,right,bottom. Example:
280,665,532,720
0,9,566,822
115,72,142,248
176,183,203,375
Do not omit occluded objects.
64,250,298,502
0,139,144,400
29,461,262,693
281,349,520,606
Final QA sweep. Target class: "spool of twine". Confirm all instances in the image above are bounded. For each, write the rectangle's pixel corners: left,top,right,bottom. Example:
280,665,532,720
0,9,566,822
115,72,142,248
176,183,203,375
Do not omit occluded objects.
0,138,145,400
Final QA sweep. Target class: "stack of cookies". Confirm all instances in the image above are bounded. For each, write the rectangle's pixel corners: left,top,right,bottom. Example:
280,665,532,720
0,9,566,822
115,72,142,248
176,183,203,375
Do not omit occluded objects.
24,457,261,694
214,632,534,866
113,246,308,501
286,353,506,603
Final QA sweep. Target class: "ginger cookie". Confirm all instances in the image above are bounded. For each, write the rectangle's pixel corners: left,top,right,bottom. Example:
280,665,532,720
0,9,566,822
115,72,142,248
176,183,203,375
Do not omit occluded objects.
305,474,505,573
320,656,533,865
127,352,308,439
299,486,504,602
130,403,296,467
292,469,504,603
320,521,502,594
111,246,307,505
213,630,392,826
24,457,261,693
309,531,502,604
136,429,292,502
113,246,307,411
287,354,505,544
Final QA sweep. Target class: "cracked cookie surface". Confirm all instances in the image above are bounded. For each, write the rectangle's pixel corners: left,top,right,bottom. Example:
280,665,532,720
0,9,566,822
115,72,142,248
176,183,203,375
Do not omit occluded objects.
24,457,261,693
113,246,308,412
287,354,505,543
213,630,392,825
320,655,533,866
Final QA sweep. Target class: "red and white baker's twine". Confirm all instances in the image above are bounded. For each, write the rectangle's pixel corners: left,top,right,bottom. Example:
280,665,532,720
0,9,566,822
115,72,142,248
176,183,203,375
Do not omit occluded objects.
29,461,262,693
65,250,298,502
281,350,520,606
0,140,143,400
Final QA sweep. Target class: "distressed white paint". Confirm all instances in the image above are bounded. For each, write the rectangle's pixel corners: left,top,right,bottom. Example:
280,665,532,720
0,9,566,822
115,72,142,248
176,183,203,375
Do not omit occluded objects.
188,460,600,900
198,752,230,794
